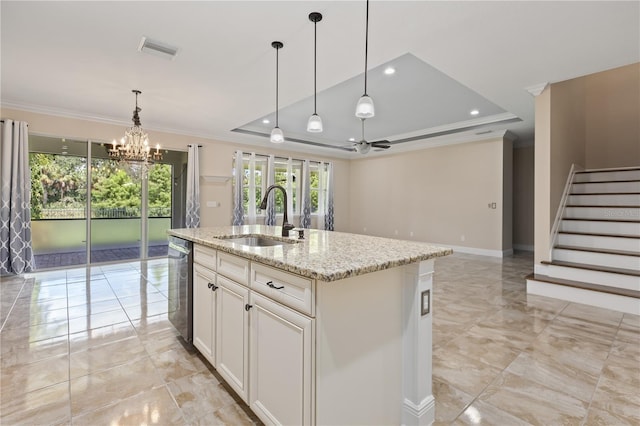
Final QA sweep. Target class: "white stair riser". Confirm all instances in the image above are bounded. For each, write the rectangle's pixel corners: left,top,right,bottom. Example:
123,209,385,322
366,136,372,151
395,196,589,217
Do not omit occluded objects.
564,207,640,221
574,169,640,183
558,233,640,253
567,194,640,206
543,264,640,292
552,248,640,271
572,181,640,194
560,220,640,236
527,280,640,315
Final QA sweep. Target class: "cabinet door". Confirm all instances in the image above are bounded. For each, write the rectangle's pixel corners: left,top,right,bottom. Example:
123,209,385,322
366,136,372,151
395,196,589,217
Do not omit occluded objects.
249,292,314,426
215,275,250,402
193,263,217,366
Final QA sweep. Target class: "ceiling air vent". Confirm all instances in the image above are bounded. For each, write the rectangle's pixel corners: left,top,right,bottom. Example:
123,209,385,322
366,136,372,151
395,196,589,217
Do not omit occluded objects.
138,36,179,60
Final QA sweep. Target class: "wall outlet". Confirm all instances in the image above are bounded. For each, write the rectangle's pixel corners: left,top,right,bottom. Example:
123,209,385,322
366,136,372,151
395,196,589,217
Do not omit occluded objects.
410,231,414,237
460,235,465,242
206,201,220,208
394,230,398,235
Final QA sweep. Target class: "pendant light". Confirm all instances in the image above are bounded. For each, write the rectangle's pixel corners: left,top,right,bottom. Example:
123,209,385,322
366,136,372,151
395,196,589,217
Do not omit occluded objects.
355,0,375,119
307,12,323,133
270,41,285,143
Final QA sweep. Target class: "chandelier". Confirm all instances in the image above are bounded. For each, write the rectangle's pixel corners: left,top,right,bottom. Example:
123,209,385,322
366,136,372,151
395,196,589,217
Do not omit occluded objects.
109,90,162,165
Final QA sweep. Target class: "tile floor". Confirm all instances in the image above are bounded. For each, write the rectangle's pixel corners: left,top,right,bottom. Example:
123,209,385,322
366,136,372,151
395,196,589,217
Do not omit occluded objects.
0,252,638,425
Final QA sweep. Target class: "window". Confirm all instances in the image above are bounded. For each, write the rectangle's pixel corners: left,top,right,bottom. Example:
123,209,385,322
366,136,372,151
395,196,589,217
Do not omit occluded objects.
234,153,330,219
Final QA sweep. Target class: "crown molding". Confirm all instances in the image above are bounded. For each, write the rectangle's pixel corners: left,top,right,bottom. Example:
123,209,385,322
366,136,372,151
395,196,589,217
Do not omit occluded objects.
524,82,549,97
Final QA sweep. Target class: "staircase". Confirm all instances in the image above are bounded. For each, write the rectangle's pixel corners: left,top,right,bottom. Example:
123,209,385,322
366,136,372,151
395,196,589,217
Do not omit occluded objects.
527,167,640,314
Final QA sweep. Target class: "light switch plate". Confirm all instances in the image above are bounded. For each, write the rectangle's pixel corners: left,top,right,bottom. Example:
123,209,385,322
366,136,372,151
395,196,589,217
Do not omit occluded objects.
421,290,430,316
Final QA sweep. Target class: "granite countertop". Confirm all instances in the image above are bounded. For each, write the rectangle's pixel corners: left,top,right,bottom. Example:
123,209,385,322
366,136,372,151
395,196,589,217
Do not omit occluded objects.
168,225,452,282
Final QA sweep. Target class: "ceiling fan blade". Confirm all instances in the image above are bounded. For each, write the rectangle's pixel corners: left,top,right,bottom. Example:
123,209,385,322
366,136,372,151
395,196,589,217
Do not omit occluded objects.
370,140,391,149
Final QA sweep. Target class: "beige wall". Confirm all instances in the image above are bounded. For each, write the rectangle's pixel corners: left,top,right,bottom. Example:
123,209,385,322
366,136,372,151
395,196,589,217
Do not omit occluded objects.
347,136,511,254
584,63,640,168
502,139,514,251
534,87,552,263
513,144,534,249
2,107,351,231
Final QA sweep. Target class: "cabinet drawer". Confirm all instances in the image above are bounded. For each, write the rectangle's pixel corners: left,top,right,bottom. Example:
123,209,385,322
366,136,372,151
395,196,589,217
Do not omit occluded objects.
194,244,217,268
251,263,315,317
217,252,250,285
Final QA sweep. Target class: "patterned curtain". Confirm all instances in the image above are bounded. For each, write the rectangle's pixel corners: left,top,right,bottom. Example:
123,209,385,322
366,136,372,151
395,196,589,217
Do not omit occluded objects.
232,150,244,226
265,155,276,225
247,153,257,224
285,157,293,219
185,145,200,228
317,162,326,230
1,120,35,275
300,160,311,228
324,162,335,231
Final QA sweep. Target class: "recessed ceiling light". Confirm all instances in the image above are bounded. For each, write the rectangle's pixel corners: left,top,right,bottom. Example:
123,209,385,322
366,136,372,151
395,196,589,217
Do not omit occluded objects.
470,109,480,116
348,137,356,142
384,67,395,75
262,119,270,124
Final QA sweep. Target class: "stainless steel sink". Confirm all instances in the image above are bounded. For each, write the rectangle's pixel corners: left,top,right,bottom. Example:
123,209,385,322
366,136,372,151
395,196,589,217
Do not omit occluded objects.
220,236,294,247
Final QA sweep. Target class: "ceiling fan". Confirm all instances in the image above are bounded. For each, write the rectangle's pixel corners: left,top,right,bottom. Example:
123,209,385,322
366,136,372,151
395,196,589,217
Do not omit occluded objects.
351,118,391,154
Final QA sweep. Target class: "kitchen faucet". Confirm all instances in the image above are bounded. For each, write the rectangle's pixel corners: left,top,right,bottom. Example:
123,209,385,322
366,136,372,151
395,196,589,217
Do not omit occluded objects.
259,185,295,237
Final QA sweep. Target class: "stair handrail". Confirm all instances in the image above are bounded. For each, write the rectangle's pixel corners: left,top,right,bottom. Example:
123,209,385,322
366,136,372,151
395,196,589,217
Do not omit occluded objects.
549,163,584,259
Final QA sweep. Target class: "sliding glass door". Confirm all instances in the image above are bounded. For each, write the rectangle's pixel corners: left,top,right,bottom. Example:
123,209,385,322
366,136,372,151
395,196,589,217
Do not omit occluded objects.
30,136,88,268
30,136,186,270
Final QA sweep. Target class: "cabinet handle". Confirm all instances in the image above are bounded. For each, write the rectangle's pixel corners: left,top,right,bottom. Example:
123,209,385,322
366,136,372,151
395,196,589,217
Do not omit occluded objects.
266,281,285,290
207,282,218,291
245,304,253,311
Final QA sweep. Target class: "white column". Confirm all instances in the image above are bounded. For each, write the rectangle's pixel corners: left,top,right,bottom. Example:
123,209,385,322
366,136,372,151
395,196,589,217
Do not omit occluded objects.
402,259,435,426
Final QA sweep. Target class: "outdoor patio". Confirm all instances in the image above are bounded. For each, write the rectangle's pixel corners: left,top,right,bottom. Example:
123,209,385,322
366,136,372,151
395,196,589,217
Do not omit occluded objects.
33,245,169,270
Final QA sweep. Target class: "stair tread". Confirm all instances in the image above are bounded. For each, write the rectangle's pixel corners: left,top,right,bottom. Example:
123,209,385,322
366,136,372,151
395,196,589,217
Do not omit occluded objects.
541,260,640,277
559,231,640,239
562,218,640,223
565,205,640,208
575,167,640,173
569,192,640,196
527,272,640,298
573,179,640,184
554,245,640,257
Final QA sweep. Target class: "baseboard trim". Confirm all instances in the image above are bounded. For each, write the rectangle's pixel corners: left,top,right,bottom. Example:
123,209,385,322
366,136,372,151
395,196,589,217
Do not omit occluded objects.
402,395,435,426
513,244,534,252
429,243,511,258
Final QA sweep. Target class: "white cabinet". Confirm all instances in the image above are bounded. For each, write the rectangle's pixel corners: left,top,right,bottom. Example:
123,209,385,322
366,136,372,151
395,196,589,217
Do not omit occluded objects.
249,291,314,426
193,263,217,366
216,275,250,402
192,246,315,425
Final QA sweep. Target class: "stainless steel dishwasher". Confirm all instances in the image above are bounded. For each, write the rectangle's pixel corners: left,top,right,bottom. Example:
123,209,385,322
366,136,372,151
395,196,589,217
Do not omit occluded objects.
167,236,193,346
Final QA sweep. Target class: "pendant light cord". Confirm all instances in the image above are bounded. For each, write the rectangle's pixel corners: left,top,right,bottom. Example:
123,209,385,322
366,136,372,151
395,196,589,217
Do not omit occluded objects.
275,46,279,127
364,0,369,95
314,20,317,115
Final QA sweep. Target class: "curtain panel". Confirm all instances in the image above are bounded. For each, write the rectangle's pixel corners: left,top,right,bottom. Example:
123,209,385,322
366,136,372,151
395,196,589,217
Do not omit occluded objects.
265,155,276,225
324,162,335,231
1,120,35,275
300,160,311,228
185,144,200,228
232,150,244,226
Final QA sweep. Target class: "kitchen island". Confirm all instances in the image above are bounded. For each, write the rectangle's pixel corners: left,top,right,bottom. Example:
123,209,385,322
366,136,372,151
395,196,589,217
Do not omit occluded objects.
168,225,452,426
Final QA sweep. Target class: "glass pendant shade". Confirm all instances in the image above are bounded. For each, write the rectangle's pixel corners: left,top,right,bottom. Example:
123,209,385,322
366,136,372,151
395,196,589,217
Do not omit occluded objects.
270,126,284,143
307,113,323,132
355,94,375,118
